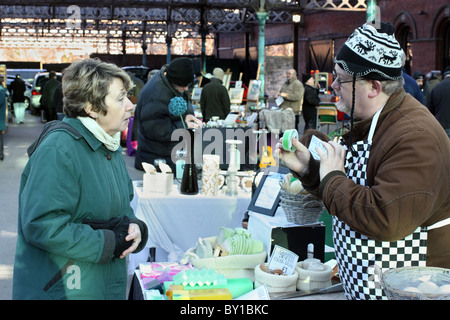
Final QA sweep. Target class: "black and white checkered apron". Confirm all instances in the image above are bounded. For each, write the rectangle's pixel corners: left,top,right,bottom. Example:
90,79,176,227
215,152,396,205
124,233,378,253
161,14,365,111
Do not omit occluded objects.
333,108,428,300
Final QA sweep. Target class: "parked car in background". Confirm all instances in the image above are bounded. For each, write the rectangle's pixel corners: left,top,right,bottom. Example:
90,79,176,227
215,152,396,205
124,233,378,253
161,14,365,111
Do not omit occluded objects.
6,75,32,109
30,72,63,110
7,69,45,84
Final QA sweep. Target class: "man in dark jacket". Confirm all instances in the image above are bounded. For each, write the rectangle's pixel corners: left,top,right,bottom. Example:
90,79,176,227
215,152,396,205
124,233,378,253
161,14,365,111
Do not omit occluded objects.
0,88,6,160
427,66,450,138
9,74,26,124
41,71,61,122
301,73,321,131
200,67,231,122
401,52,423,104
134,57,202,172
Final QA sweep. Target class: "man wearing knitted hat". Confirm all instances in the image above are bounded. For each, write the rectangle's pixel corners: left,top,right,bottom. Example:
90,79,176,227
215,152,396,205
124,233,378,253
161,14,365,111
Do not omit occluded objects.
276,23,450,300
135,57,202,172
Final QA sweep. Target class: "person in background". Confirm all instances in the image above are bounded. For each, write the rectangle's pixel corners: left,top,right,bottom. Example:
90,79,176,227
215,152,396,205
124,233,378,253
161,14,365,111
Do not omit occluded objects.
13,58,148,300
413,71,429,105
134,57,202,172
0,87,6,161
276,22,450,300
301,73,321,132
0,76,9,98
427,66,450,138
147,69,159,82
426,70,441,94
9,74,26,124
40,71,61,122
401,53,423,104
53,82,64,120
278,69,304,131
131,69,160,147
126,72,144,105
200,67,231,122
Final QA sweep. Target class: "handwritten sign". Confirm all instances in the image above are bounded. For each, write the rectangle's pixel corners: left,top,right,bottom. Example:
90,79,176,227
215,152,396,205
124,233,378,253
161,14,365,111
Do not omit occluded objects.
268,245,299,275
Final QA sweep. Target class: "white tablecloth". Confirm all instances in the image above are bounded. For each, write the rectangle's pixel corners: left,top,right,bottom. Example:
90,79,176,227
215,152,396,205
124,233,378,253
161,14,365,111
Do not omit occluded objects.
129,180,251,266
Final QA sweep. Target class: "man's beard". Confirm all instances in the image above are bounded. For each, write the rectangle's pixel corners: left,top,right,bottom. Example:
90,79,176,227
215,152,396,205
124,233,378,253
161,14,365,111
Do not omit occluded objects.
335,98,351,115
335,98,363,121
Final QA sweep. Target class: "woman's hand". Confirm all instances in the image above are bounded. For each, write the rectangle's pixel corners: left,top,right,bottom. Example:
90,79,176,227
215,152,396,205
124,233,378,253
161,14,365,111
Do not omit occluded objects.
120,223,142,259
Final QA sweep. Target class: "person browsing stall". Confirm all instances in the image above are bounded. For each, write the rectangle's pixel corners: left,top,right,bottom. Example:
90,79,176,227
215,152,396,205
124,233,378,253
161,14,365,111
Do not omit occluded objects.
134,57,202,172
9,74,26,124
301,73,321,131
278,69,304,131
0,87,6,161
427,66,450,139
200,67,231,122
276,23,450,300
13,58,149,300
40,71,61,122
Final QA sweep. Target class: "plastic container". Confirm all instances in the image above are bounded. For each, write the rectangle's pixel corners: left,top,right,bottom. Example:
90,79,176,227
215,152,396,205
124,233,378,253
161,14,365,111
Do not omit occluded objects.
380,266,450,300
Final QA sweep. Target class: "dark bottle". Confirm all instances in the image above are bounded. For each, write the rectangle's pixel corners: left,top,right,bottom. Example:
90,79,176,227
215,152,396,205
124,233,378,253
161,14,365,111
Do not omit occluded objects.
180,128,198,194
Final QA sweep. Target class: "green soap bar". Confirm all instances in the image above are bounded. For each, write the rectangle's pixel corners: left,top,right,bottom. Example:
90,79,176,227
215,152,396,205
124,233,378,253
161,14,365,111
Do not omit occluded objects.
164,278,253,299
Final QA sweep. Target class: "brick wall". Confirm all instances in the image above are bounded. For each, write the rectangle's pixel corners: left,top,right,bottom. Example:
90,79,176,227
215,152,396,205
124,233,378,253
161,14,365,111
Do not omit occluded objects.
217,0,449,90
265,56,293,100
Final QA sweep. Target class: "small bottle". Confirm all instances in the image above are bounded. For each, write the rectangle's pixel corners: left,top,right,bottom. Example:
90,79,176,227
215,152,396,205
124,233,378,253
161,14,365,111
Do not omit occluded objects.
180,128,198,195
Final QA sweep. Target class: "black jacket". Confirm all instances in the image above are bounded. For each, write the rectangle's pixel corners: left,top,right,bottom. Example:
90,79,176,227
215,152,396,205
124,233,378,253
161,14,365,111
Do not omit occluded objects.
200,78,230,122
9,78,26,103
135,68,194,171
427,76,450,130
302,84,321,117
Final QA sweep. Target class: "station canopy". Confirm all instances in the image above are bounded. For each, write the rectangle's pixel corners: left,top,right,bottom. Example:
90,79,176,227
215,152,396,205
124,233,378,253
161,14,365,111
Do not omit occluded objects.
0,1,367,42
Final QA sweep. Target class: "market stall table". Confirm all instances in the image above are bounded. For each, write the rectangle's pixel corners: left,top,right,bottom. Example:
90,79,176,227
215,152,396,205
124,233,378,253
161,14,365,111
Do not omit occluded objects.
129,268,347,300
129,180,252,271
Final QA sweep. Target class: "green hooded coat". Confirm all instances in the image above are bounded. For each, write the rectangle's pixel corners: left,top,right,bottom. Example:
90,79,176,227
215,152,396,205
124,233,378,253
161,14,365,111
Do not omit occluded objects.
13,117,148,300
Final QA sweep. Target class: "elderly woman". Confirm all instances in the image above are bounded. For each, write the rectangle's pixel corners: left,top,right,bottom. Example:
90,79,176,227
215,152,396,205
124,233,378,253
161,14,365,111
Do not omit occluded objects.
13,58,148,300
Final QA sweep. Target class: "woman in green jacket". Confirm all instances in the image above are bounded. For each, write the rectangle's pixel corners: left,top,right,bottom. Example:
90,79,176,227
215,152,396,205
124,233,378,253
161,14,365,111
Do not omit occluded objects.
13,58,148,300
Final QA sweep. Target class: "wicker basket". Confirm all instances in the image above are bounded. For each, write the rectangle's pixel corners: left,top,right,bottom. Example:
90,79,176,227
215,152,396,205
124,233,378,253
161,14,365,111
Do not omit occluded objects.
279,190,324,225
380,266,450,300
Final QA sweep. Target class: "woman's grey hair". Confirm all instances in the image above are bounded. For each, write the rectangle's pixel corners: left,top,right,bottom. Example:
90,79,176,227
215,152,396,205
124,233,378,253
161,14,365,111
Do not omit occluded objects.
62,58,133,118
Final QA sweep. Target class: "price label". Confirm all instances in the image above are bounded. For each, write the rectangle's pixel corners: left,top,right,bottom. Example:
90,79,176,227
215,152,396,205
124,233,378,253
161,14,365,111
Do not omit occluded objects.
308,135,328,160
267,245,299,275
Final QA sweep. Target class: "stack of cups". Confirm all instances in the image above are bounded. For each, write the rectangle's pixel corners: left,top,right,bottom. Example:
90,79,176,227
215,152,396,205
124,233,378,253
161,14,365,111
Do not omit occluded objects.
201,154,220,196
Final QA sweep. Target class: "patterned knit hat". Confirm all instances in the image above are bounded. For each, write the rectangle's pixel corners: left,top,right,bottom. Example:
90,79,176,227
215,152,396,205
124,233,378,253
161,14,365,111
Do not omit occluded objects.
335,22,403,81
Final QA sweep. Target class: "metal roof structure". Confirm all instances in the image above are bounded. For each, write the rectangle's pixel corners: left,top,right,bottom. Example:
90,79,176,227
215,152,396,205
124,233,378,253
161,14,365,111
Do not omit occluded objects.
0,1,367,42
